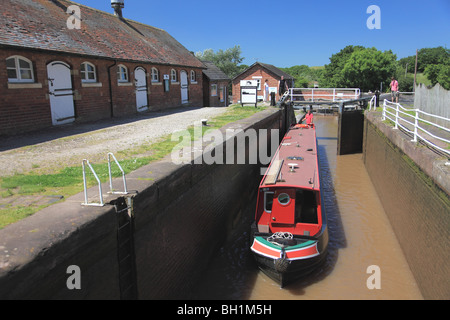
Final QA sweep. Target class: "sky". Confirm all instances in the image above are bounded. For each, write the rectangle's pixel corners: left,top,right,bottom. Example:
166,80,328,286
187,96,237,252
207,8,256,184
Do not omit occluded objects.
73,0,450,68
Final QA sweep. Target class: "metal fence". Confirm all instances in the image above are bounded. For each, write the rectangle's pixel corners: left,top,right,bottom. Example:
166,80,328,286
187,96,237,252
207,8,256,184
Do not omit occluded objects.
382,99,450,157
288,88,361,103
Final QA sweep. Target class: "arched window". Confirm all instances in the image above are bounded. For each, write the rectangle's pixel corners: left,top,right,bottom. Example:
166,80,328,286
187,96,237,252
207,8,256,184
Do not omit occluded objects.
151,67,159,82
117,64,129,83
190,70,196,83
81,62,97,82
6,56,34,83
170,69,177,82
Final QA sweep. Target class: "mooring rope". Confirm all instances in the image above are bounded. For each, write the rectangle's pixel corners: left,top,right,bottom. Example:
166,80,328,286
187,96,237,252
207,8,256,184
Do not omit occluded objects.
267,232,293,246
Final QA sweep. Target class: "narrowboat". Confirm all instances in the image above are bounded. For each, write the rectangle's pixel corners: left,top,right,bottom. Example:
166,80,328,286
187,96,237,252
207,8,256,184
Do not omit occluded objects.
250,123,328,287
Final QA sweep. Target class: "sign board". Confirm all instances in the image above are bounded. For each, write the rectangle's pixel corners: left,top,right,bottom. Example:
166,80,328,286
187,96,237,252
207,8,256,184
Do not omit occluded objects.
240,80,258,107
240,80,258,87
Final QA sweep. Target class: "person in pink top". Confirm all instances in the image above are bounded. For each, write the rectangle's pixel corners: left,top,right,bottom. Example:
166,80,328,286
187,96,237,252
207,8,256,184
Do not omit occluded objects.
390,76,399,103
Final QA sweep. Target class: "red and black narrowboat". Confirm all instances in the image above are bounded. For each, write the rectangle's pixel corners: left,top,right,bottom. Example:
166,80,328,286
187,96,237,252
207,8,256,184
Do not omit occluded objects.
250,123,328,287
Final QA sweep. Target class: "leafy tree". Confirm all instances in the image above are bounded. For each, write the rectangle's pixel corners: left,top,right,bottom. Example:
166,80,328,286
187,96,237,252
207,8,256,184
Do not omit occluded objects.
436,64,450,90
425,63,450,90
398,46,450,73
195,45,244,79
319,45,365,88
341,48,397,92
280,65,321,87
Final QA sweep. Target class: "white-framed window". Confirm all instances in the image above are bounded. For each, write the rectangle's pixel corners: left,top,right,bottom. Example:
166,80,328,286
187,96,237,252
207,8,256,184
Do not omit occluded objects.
81,62,97,82
171,69,177,82
211,84,217,96
151,67,159,82
117,65,129,83
6,56,34,83
190,70,196,83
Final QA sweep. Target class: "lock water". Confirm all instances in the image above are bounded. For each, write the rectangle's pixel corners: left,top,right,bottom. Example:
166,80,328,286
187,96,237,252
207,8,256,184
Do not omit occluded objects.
194,115,423,300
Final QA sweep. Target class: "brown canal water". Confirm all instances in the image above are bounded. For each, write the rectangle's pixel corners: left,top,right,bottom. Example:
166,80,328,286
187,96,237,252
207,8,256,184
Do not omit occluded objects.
194,115,423,300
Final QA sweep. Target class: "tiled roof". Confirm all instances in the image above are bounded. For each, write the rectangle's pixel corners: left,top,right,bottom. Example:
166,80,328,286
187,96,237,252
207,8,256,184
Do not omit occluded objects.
202,61,230,81
233,62,294,81
0,0,205,68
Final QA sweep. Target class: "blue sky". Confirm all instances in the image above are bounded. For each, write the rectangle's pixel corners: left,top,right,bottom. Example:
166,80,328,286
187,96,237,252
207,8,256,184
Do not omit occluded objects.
73,0,449,68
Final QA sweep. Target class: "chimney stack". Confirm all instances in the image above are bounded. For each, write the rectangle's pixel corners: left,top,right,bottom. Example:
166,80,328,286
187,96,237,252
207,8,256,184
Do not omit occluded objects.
111,0,124,18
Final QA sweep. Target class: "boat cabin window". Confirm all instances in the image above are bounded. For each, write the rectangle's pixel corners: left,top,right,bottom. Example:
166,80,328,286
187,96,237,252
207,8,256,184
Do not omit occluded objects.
264,191,274,213
295,189,318,224
278,193,290,205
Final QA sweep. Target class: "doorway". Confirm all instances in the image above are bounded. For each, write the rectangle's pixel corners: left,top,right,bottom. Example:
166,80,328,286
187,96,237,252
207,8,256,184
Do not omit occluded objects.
47,61,75,125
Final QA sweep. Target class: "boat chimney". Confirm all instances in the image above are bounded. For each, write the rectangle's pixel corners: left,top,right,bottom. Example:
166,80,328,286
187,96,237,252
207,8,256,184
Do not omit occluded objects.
111,0,124,18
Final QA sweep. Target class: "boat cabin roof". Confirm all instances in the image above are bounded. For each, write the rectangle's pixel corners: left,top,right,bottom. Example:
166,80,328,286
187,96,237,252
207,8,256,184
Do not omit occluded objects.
261,125,320,191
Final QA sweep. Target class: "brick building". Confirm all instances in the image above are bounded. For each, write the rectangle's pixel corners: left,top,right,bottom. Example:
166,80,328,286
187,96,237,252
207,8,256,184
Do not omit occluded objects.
0,0,206,135
232,62,294,104
202,61,230,108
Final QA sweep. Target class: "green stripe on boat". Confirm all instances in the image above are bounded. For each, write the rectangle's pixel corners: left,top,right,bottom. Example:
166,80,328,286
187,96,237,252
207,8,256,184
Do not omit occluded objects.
256,237,316,250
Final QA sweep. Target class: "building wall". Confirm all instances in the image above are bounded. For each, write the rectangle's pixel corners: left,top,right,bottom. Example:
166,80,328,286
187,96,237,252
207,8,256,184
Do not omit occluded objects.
232,66,281,104
203,77,229,108
0,47,204,136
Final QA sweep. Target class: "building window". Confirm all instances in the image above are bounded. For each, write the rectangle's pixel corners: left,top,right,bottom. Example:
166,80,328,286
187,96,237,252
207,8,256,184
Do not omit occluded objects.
117,65,129,83
211,84,217,96
6,56,34,83
151,67,159,82
81,62,97,82
190,70,196,83
171,69,177,82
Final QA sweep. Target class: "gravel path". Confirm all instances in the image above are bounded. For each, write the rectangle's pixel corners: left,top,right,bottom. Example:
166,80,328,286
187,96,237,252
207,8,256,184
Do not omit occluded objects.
0,107,228,176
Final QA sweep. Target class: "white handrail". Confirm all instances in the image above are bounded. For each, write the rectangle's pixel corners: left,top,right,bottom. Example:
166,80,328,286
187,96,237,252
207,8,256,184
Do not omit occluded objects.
288,88,361,102
82,159,104,207
382,99,450,156
108,152,128,195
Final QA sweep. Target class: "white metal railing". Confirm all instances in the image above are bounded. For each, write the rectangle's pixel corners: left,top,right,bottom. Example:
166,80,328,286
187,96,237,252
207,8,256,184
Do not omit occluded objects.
382,99,450,156
82,159,104,207
82,153,129,206
369,95,377,111
288,88,360,102
108,152,128,195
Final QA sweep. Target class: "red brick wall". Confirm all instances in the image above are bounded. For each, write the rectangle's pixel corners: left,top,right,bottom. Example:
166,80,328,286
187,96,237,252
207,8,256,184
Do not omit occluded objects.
203,78,229,108
0,47,204,136
232,65,282,104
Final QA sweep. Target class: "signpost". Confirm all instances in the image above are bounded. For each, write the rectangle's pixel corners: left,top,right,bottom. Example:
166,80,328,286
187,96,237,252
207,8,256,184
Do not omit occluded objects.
240,80,258,107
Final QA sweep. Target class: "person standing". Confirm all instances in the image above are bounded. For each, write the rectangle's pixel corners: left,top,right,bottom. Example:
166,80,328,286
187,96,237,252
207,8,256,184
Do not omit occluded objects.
264,79,269,103
279,76,289,97
390,76,399,103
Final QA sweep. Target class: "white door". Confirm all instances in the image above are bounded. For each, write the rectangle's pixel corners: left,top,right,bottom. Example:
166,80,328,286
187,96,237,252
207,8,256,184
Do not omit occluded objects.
180,70,189,104
135,67,148,112
47,61,75,125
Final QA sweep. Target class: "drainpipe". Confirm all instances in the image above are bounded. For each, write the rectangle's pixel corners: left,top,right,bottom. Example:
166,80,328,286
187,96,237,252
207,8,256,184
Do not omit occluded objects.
108,60,117,118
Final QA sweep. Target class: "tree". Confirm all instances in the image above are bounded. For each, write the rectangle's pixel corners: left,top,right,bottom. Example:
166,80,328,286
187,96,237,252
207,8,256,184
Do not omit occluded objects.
280,65,321,87
425,64,450,90
195,45,244,79
320,45,365,88
398,46,450,73
341,47,397,92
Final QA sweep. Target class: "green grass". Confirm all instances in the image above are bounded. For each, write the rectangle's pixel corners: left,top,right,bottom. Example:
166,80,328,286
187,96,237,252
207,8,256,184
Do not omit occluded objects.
0,105,267,229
